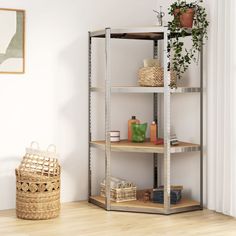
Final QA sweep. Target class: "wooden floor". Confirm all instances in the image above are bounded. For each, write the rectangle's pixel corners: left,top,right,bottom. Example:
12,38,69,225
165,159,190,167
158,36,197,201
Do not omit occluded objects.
0,201,236,236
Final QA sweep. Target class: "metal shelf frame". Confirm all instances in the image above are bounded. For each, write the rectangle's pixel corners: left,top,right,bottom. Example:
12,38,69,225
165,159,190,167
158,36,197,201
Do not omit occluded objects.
88,26,203,214
90,86,201,93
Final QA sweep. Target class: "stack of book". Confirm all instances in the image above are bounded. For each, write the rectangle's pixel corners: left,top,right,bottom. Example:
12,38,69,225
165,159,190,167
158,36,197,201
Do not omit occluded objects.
153,185,183,204
170,133,179,146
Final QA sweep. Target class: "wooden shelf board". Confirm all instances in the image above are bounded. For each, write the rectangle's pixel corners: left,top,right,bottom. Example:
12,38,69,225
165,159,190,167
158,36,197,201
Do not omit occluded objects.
90,27,165,40
90,195,200,210
90,140,200,154
91,86,201,94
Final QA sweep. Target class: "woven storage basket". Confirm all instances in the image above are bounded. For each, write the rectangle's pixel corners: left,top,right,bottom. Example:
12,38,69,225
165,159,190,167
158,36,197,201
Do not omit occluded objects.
100,183,137,202
16,142,61,220
138,66,176,87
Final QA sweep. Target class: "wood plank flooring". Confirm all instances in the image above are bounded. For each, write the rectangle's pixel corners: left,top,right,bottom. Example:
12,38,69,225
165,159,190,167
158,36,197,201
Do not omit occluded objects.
0,201,235,236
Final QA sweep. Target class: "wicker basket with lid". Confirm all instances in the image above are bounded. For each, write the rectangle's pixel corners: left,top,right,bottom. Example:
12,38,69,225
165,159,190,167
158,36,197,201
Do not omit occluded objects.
138,59,176,87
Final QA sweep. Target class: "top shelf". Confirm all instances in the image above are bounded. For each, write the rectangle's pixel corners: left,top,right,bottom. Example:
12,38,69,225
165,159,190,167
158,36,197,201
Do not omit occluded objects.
90,26,192,41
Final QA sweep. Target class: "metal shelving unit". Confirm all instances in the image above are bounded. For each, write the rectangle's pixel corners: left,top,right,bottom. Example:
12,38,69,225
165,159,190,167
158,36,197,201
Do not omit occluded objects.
88,26,203,215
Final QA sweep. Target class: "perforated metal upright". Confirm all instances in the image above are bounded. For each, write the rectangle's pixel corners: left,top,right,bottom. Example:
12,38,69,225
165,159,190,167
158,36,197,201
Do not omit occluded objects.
88,26,203,214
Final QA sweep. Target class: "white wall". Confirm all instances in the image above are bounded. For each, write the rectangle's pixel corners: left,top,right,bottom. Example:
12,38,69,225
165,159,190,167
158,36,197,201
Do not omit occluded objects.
0,0,206,210
0,0,160,210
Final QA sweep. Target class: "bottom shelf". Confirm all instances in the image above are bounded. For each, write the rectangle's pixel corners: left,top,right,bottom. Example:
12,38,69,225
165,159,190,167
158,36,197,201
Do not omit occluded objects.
89,195,202,215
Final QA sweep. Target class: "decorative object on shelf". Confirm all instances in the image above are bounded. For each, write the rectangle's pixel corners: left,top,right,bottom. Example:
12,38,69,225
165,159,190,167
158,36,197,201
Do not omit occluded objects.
154,138,164,145
138,59,176,87
174,6,194,28
153,5,165,26
110,130,120,142
100,176,137,202
16,142,61,220
170,134,179,146
128,116,140,141
153,185,183,204
168,0,209,84
136,189,153,201
131,123,147,143
150,120,158,143
143,190,151,202
0,8,25,73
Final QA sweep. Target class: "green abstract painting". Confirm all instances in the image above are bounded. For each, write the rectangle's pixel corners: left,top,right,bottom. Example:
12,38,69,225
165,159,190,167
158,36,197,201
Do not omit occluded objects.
0,9,25,73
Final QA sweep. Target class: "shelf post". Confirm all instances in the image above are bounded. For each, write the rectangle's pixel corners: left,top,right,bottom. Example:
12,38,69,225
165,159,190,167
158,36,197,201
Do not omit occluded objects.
105,27,111,211
88,32,92,199
200,45,203,209
153,40,159,189
163,29,171,213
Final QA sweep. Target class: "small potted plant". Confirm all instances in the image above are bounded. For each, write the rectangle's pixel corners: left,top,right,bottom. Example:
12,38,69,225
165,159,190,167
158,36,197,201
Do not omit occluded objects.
168,0,209,86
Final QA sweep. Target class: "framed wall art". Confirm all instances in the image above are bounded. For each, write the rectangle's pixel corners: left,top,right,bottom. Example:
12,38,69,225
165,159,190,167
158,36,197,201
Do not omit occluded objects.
0,8,25,74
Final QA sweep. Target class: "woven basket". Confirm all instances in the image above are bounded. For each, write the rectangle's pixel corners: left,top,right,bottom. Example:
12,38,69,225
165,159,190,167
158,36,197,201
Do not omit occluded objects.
100,183,137,202
138,66,176,87
16,169,60,220
18,153,60,177
18,142,60,177
16,142,61,220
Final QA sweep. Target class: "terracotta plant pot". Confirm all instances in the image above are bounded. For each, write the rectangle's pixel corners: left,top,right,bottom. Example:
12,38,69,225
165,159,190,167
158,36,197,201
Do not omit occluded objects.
174,8,195,28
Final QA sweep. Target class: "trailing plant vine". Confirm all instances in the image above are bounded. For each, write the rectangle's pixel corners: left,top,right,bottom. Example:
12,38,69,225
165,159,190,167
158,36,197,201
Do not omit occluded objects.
168,0,209,86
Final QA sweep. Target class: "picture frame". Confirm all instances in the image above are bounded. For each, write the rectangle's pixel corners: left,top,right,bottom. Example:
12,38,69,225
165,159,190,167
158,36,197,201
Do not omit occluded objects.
0,8,25,74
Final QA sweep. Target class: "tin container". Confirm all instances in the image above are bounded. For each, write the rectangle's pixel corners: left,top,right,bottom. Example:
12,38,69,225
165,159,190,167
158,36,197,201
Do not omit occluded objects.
110,131,120,142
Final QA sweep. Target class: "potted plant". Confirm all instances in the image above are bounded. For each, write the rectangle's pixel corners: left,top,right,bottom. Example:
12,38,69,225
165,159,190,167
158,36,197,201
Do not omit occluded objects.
168,0,209,86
